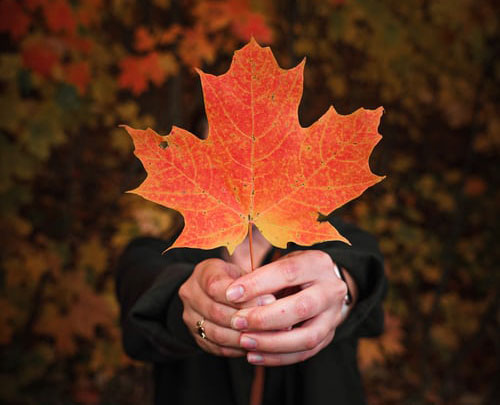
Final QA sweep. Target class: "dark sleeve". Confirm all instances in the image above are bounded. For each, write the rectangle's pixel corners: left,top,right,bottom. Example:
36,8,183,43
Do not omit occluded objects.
314,217,387,341
115,237,204,363
116,217,386,363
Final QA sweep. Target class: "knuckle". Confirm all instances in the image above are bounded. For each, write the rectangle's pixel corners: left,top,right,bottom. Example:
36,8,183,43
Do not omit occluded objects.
178,283,187,301
336,280,348,301
305,330,321,350
294,295,317,319
194,259,210,274
248,310,266,329
206,275,222,298
312,249,332,268
242,275,258,296
201,258,223,268
223,261,241,279
207,302,224,324
280,259,299,283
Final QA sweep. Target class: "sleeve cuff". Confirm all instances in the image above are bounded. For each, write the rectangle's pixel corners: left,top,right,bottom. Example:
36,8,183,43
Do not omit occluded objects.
323,245,387,341
127,263,202,362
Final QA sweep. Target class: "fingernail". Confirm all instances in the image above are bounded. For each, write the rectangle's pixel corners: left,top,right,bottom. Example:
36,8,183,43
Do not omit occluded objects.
248,353,263,364
240,336,257,350
226,285,244,301
259,295,275,306
231,316,248,330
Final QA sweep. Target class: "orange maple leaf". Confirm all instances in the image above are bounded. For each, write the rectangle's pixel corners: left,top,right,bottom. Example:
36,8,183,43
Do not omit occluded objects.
134,26,156,52
227,0,272,43
178,26,215,67
118,52,167,95
231,12,272,43
195,0,272,43
124,39,384,253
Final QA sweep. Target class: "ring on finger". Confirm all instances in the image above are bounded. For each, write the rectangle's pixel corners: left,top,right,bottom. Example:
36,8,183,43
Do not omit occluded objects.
196,318,207,340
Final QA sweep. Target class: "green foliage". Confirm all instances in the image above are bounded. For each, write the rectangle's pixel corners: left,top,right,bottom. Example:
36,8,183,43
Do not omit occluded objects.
0,0,498,403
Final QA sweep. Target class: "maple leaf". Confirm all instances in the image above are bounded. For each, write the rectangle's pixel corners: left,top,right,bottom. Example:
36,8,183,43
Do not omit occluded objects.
227,0,273,43
178,26,216,67
134,27,156,52
124,39,384,253
118,52,167,95
195,0,272,43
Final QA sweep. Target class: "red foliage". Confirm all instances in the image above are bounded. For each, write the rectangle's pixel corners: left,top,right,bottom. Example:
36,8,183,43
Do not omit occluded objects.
0,0,31,40
118,52,167,95
134,27,156,52
43,0,76,34
64,61,90,94
22,40,60,77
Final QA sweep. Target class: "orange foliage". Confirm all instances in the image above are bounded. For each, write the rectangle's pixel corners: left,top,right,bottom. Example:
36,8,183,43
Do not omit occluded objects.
34,272,117,355
118,52,168,95
358,313,405,370
1,0,497,403
195,0,272,43
134,27,156,52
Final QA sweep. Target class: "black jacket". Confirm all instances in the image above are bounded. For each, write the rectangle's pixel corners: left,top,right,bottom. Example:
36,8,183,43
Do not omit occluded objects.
116,217,386,405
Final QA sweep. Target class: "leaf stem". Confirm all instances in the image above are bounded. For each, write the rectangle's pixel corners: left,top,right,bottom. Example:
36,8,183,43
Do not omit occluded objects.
248,222,255,272
248,221,264,405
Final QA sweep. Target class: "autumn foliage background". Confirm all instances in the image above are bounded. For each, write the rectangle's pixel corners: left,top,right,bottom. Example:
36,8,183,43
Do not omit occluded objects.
0,0,498,404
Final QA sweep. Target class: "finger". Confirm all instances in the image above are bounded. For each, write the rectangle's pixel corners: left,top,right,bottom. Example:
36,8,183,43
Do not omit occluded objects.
201,260,244,304
239,294,276,308
226,250,333,303
239,310,337,353
199,318,243,349
191,288,239,328
187,310,246,356
199,336,247,358
246,331,334,366
231,284,332,331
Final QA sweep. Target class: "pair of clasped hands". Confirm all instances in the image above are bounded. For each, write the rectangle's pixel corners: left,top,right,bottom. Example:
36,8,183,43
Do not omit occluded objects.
179,228,356,366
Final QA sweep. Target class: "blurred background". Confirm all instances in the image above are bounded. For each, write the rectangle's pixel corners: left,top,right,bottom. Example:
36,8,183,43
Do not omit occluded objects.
0,0,498,404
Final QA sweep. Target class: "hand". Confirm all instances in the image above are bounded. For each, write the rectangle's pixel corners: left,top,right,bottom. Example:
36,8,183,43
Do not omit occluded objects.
178,258,275,357
225,250,348,366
